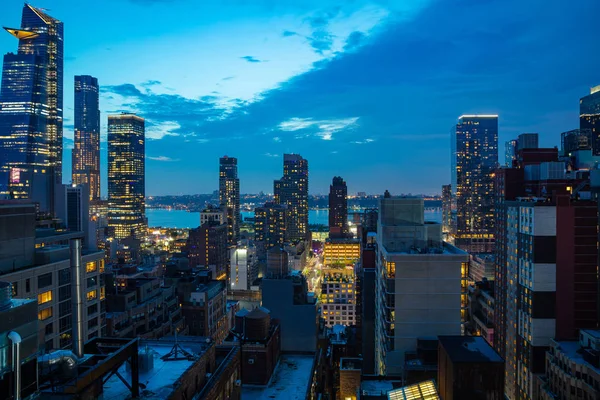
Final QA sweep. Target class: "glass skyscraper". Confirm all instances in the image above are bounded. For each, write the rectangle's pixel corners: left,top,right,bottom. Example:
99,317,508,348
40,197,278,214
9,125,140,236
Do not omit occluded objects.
580,85,600,155
72,75,100,201
107,114,146,240
0,5,63,213
451,114,498,254
219,156,240,245
274,154,309,242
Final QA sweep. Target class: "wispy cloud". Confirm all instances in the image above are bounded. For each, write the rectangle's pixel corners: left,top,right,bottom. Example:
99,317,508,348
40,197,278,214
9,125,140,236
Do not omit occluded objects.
273,136,281,142
240,56,265,63
350,138,375,145
147,155,180,162
278,117,359,140
264,153,280,158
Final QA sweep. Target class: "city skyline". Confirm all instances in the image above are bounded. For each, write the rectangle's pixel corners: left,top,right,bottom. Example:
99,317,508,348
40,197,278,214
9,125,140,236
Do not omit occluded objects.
1,0,599,196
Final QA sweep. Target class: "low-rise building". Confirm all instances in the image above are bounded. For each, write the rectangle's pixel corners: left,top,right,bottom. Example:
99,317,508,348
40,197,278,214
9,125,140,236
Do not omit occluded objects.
180,276,228,343
323,238,360,267
535,330,600,400
469,253,495,282
105,274,185,339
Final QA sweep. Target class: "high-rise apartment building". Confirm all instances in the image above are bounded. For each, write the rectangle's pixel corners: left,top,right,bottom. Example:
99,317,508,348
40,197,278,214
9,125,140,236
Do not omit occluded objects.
517,133,539,151
186,222,228,280
0,5,64,214
451,114,498,253
219,156,240,245
320,266,356,327
274,154,308,242
505,140,518,167
107,114,146,240
374,197,468,375
329,176,349,239
561,128,593,156
441,184,452,234
254,202,287,260
580,85,600,155
72,76,100,201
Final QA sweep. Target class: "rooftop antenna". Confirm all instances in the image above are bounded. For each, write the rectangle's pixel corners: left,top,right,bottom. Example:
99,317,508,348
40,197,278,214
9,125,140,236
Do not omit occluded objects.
161,330,197,361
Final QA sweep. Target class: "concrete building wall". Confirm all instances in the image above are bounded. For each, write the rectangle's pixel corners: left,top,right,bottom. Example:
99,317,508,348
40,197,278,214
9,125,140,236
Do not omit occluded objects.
0,204,36,272
262,278,317,352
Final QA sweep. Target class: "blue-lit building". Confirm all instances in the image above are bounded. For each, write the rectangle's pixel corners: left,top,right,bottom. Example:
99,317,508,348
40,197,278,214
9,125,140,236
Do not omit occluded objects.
0,5,64,214
107,114,146,240
451,114,498,254
72,75,100,201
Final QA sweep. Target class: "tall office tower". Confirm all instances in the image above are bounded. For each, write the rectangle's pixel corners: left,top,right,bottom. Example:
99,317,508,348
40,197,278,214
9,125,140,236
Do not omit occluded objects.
107,114,146,240
0,5,63,213
505,139,517,167
561,128,593,156
580,85,600,155
274,154,308,242
374,196,467,376
219,156,240,245
328,176,349,239
451,114,498,253
441,184,452,234
72,76,100,201
517,133,539,150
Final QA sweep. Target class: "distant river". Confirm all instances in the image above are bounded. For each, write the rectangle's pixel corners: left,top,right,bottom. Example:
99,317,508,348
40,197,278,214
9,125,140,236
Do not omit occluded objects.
146,208,442,229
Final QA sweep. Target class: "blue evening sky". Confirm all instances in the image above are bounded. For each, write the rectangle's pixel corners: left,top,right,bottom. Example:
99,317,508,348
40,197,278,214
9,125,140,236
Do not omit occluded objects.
1,0,599,196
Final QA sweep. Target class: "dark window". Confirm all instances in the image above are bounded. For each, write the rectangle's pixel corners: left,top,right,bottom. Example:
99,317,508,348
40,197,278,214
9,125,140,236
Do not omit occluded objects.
45,339,53,352
59,286,71,302
87,303,98,315
59,301,71,317
26,278,30,292
59,333,72,349
45,323,53,335
59,316,72,332
88,317,98,329
38,273,52,289
87,276,97,288
58,268,70,285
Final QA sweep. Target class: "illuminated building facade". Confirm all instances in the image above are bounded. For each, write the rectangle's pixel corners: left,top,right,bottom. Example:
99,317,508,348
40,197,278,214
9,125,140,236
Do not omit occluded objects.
374,197,467,376
320,266,356,327
0,5,64,214
254,202,287,258
323,239,360,267
230,242,258,290
441,184,452,234
329,176,349,239
451,114,498,253
72,75,100,201
219,156,240,245
107,114,146,240
580,85,600,155
274,154,308,242
561,128,593,157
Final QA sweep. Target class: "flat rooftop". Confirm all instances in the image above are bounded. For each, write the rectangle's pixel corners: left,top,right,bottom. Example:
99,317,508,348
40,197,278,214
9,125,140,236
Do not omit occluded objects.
438,336,503,364
103,337,212,399
555,339,600,374
241,354,314,400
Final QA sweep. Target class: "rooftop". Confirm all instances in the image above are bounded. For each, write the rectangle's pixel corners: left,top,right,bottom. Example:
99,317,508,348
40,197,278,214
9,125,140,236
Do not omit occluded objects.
103,337,212,399
241,354,315,400
387,380,440,400
438,336,503,364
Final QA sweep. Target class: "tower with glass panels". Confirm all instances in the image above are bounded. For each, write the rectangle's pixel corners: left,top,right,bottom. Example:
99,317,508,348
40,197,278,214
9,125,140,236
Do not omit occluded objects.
328,176,349,239
274,154,309,242
107,114,146,239
219,156,240,246
72,75,100,201
580,85,600,155
451,115,498,254
0,5,64,214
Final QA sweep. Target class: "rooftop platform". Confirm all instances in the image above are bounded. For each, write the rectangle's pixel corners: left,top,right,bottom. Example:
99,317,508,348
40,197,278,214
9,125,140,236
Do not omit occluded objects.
241,354,315,400
438,336,503,363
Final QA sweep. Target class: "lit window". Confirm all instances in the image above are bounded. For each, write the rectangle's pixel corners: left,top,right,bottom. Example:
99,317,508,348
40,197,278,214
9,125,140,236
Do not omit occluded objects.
38,290,52,304
87,289,97,301
86,262,97,273
39,307,53,321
